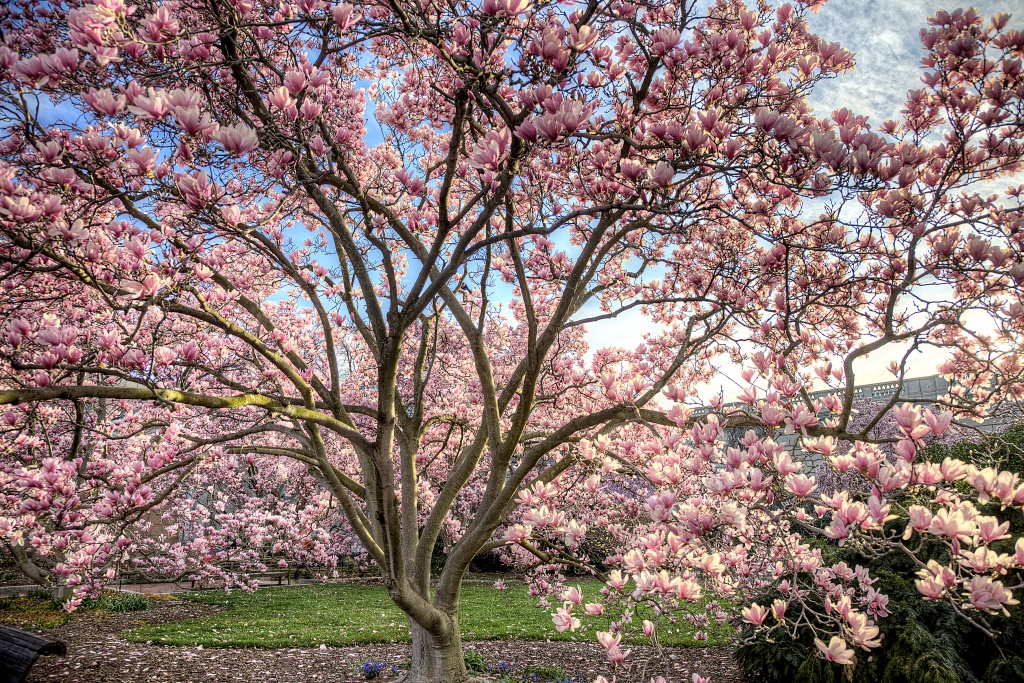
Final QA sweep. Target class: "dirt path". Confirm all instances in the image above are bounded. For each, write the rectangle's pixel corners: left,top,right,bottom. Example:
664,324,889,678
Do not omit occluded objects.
21,601,744,683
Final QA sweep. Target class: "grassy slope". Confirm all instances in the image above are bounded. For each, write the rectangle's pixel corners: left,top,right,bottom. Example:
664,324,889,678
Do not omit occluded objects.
125,581,731,648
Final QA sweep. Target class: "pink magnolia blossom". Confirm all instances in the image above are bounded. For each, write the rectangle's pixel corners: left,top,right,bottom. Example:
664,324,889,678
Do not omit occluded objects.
742,603,769,627
552,602,580,632
648,161,674,188
815,636,855,665
214,123,259,154
331,3,361,31
966,575,1019,614
468,129,510,172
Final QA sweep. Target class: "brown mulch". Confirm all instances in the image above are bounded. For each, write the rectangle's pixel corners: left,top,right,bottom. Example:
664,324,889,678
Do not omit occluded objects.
20,600,744,683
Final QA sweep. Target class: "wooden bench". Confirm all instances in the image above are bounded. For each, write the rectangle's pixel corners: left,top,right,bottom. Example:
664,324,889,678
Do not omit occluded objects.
186,555,303,589
189,569,290,589
259,571,287,585
0,623,66,683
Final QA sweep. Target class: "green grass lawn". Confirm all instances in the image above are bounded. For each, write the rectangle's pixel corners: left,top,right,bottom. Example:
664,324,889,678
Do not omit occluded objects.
124,581,731,648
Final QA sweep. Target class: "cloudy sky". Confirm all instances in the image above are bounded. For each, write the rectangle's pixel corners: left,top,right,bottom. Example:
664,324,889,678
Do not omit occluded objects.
584,0,1021,400
805,0,1015,122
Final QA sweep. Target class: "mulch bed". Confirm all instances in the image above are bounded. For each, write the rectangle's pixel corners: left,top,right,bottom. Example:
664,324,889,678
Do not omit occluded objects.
21,600,745,683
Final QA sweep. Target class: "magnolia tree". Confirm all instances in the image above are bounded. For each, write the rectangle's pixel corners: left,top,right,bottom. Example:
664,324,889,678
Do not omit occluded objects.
0,394,202,598
542,400,1024,679
1,0,1024,679
128,444,365,590
0,380,359,600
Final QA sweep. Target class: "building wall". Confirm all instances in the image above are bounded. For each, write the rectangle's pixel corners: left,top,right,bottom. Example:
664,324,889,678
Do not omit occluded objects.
694,375,1011,469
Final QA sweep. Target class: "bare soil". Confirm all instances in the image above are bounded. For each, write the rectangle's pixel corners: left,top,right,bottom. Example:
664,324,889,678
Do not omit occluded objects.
18,599,744,683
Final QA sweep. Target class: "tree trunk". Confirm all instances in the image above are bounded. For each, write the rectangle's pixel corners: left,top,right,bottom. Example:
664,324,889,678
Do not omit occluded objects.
4,542,52,588
406,617,469,683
